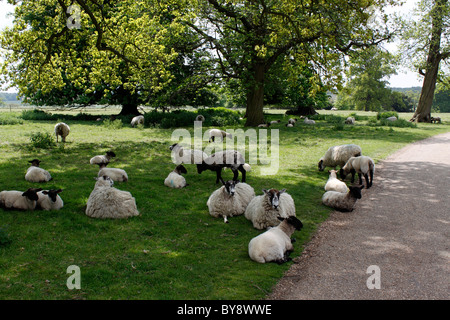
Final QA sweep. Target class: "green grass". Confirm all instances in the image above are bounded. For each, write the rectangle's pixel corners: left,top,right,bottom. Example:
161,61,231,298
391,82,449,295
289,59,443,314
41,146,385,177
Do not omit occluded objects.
0,109,449,300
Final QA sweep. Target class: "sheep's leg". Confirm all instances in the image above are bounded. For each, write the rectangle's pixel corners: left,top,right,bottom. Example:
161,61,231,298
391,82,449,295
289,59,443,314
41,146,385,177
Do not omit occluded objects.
369,169,374,187
364,173,370,188
231,168,239,181
223,216,229,223
358,172,363,185
238,165,246,182
215,169,225,184
350,169,356,183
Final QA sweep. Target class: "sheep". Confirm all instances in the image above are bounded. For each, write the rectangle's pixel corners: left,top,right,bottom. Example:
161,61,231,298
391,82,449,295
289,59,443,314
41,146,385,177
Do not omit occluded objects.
270,120,281,125
318,144,362,172
54,122,70,143
86,175,139,219
195,114,205,122
324,169,349,193
164,165,188,189
248,216,303,264
36,189,63,211
25,159,52,182
287,118,297,125
244,188,296,230
207,180,255,223
322,185,364,212
208,129,233,142
0,188,42,210
258,123,271,127
386,116,397,121
131,115,144,127
196,150,251,184
331,107,338,111
97,163,128,182
345,117,355,125
90,151,116,165
169,143,208,165
285,123,294,127
431,116,441,124
303,117,316,124
340,156,375,189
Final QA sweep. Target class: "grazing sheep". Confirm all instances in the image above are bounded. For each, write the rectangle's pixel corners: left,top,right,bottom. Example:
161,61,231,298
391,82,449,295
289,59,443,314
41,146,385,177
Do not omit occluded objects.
164,165,188,189
90,151,116,165
285,123,294,127
97,163,128,182
248,216,303,264
195,114,205,122
0,188,42,210
318,144,362,171
208,129,233,142
325,170,349,193
386,116,397,121
244,189,296,230
169,143,208,165
207,180,255,223
340,156,375,189
270,120,281,125
86,176,139,219
37,189,63,211
131,115,144,127
258,123,271,127
197,150,251,184
54,122,70,143
25,159,52,182
303,117,316,124
322,185,364,212
345,117,355,125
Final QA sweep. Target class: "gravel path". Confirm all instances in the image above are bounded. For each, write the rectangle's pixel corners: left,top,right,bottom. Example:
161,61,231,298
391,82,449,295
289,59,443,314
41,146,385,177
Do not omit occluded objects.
269,132,450,300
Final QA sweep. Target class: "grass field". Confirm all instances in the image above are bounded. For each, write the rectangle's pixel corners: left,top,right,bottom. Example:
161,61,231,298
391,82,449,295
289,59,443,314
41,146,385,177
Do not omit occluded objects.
0,108,449,300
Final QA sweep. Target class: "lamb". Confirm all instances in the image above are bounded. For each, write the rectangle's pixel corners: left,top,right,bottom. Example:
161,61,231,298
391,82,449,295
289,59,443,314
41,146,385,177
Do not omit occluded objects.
25,159,52,182
244,188,296,230
195,114,205,122
0,188,42,210
164,165,188,189
303,117,316,124
208,129,233,142
196,150,251,184
324,170,349,193
54,122,70,143
36,189,63,211
248,216,303,264
97,163,128,182
322,185,364,212
207,180,255,223
169,143,208,165
130,115,144,127
90,151,116,165
340,155,375,189
345,117,355,125
318,144,362,171
86,175,139,219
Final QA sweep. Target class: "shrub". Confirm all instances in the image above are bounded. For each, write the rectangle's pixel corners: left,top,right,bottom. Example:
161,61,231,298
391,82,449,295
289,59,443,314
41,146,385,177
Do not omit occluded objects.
29,132,56,149
103,119,123,129
0,113,23,125
377,111,399,120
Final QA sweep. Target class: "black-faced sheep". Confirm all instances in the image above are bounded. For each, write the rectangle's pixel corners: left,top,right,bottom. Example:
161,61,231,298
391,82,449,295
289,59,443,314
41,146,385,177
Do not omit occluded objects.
37,189,64,210
0,188,42,210
318,144,362,171
345,117,355,125
90,151,116,165
164,165,188,189
54,122,70,143
25,159,52,182
208,129,232,142
322,185,364,212
340,156,375,189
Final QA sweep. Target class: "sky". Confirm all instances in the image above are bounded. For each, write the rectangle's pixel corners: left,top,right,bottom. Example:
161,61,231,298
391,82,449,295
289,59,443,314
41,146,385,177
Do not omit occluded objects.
0,1,424,92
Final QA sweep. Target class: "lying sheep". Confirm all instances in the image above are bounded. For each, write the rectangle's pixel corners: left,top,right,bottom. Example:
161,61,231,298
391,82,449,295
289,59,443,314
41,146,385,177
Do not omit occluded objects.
97,163,128,182
285,123,294,127
54,122,70,143
90,151,116,165
170,143,208,165
248,216,303,264
258,123,271,127
197,150,251,184
340,156,375,189
244,188,295,230
303,117,315,124
208,129,232,142
386,116,397,121
37,189,63,211
325,170,349,193
270,120,281,125
345,117,355,125
318,144,362,171
131,115,144,127
86,176,139,219
25,159,52,182
288,118,297,125
322,185,364,212
431,116,441,124
164,165,188,189
207,180,255,223
0,188,42,210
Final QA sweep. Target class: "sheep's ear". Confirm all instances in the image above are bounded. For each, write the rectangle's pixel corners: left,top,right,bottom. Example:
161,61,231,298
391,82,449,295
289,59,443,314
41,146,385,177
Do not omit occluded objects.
280,189,286,194
56,189,63,193
94,177,99,181
277,216,285,222
262,189,268,194
42,191,49,195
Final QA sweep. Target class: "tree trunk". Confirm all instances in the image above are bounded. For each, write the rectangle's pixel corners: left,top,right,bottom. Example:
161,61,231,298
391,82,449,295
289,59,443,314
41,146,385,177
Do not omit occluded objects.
245,63,265,126
119,103,140,115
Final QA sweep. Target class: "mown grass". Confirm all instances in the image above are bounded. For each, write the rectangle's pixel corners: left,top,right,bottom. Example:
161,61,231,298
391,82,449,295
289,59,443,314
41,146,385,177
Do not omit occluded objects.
0,109,449,300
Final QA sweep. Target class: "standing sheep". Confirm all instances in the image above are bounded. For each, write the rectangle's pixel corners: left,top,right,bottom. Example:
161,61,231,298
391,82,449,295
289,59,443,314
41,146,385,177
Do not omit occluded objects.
208,129,232,142
248,216,303,264
170,143,208,165
324,170,349,193
131,115,144,127
0,188,42,210
37,189,64,211
90,151,116,165
54,122,70,143
197,150,251,184
345,117,355,125
25,159,52,182
318,144,362,171
322,185,364,212
244,188,295,230
340,156,375,189
207,180,255,223
164,165,188,189
97,163,129,182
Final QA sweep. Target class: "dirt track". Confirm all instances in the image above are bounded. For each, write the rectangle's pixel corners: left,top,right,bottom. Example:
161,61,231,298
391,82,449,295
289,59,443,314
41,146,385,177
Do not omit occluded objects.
269,132,450,300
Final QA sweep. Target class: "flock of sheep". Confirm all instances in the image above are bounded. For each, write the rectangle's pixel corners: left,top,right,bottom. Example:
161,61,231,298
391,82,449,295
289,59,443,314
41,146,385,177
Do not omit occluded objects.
0,116,376,265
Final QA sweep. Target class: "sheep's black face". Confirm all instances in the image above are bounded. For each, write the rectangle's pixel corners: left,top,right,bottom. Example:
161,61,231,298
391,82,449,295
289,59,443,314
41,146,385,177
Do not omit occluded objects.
286,216,303,231
29,159,41,167
349,186,363,199
176,165,187,174
169,143,178,151
43,189,62,202
106,151,116,157
22,188,42,201
339,168,347,180
318,160,324,171
224,180,236,196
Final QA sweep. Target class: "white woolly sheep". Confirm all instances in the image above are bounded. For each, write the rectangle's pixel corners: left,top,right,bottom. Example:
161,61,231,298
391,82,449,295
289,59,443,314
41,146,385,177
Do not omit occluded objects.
248,216,303,264
386,116,397,121
270,120,281,125
207,180,255,223
97,163,128,182
197,150,251,184
318,144,362,171
285,123,294,127
340,155,375,189
90,151,116,165
322,185,364,212
131,115,144,127
25,159,52,182
345,117,355,125
303,117,315,124
86,176,139,219
37,189,63,211
208,129,232,142
54,122,70,143
195,114,205,122
169,143,208,165
324,169,349,193
258,123,271,127
244,189,296,230
164,165,188,189
287,118,297,125
0,188,42,210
